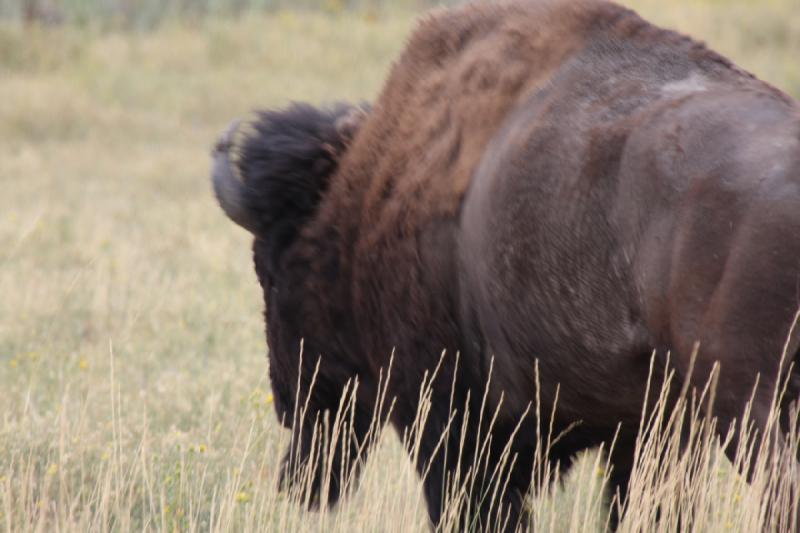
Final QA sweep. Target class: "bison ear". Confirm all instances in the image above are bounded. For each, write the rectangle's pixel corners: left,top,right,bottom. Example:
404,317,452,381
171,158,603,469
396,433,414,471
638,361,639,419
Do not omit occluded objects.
321,104,370,160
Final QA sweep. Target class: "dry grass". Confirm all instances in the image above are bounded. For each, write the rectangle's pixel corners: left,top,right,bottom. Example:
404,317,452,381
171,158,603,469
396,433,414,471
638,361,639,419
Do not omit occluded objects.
1,1,798,531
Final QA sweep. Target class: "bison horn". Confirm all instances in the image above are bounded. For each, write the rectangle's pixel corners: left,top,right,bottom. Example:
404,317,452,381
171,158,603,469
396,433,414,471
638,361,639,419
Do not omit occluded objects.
211,120,261,235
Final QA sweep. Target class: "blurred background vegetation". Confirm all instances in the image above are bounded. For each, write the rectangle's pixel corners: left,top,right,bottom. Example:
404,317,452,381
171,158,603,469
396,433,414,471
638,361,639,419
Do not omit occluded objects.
1,0,798,31
2,0,455,29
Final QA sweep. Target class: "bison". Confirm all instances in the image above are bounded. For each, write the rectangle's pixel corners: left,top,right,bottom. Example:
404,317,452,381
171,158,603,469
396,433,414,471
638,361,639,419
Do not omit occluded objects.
211,0,800,530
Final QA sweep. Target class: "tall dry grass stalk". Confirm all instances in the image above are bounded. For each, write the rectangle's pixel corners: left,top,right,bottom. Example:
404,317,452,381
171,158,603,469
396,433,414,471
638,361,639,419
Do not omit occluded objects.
5,340,799,532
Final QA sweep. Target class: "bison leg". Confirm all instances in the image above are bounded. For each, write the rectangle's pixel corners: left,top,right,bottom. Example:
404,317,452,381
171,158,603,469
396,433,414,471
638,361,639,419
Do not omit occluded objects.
606,435,637,531
417,415,604,532
279,392,374,508
414,410,535,532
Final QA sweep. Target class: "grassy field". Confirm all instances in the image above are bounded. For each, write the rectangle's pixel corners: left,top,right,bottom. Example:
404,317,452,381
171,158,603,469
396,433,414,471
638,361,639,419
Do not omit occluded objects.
1,1,799,531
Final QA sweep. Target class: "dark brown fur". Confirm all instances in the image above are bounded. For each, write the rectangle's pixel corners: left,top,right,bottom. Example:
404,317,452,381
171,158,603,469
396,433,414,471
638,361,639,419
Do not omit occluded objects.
212,0,800,530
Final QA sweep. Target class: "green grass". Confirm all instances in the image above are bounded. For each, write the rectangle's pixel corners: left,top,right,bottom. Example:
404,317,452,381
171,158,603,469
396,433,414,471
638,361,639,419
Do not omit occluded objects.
1,1,799,531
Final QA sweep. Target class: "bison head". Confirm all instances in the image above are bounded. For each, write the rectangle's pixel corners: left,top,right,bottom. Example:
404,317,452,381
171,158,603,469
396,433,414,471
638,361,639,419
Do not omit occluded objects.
212,102,367,270
211,102,370,505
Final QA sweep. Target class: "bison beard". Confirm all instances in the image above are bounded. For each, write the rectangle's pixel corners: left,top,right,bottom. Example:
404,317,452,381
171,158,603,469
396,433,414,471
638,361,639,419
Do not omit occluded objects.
212,0,800,531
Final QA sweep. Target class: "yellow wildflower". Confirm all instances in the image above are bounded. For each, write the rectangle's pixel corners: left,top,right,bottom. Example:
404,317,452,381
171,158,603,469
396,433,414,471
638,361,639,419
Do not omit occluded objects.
235,491,251,504
46,464,58,476
9,359,18,369
79,357,89,370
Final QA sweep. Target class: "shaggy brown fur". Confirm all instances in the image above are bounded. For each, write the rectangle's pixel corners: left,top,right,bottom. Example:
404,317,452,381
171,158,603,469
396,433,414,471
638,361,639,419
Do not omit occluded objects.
212,0,800,530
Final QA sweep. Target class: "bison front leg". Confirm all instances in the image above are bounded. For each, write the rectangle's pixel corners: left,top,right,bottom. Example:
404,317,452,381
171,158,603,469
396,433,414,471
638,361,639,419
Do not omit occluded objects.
414,408,535,532
278,386,374,509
